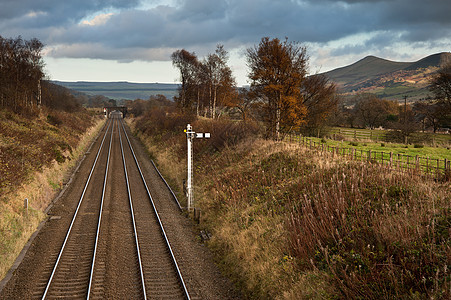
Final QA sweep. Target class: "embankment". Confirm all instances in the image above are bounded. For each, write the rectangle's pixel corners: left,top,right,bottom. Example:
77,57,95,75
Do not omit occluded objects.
130,113,450,299
0,109,105,280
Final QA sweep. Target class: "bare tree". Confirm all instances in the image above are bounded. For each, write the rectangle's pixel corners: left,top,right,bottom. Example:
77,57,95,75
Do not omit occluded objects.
0,36,45,114
300,74,338,135
172,45,235,118
353,93,398,129
430,62,451,108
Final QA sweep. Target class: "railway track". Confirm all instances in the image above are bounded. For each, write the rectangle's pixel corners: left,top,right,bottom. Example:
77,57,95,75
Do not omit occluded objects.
35,113,190,299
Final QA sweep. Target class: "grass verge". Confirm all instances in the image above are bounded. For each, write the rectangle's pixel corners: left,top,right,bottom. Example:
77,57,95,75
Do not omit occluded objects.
0,113,105,280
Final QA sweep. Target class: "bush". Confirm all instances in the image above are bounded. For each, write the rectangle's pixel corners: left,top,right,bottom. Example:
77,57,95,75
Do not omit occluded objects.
414,143,424,148
47,114,62,126
194,119,261,154
135,106,196,139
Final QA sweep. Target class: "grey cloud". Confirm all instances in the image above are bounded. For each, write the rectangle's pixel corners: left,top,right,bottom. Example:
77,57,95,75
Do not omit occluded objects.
0,0,140,22
1,0,449,62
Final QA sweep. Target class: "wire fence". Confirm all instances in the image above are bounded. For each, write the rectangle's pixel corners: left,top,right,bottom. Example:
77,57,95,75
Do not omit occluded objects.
286,133,451,181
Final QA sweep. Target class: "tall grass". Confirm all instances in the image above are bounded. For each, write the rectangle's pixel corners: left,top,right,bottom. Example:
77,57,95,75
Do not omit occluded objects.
287,161,449,298
198,140,449,299
132,112,450,299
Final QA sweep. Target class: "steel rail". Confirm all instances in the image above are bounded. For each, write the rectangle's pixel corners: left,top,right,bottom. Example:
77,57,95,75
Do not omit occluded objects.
120,119,191,300
117,118,147,300
86,117,115,299
150,160,183,211
41,118,112,299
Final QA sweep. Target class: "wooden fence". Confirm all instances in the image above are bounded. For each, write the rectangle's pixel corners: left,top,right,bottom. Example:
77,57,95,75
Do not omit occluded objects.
327,127,451,146
286,133,451,180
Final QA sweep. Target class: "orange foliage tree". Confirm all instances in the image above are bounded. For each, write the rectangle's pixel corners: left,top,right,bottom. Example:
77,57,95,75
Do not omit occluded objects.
247,37,308,139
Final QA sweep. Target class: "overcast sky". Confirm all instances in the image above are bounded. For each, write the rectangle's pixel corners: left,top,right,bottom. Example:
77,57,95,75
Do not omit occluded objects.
1,0,450,85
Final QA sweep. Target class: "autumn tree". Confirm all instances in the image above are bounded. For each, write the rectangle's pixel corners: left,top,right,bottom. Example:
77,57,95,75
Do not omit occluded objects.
0,36,45,114
41,81,83,112
386,103,419,143
171,49,199,110
202,45,236,118
353,93,398,129
413,100,449,133
227,88,258,122
426,62,451,130
430,62,451,108
247,37,308,139
300,74,338,136
171,45,236,118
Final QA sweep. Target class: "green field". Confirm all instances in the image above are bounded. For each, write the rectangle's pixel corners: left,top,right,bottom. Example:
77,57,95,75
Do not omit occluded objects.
287,134,451,178
326,127,451,146
302,136,451,161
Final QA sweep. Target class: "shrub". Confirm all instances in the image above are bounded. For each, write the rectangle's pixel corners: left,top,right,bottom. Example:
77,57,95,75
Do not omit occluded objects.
47,114,62,126
334,134,346,141
193,119,261,154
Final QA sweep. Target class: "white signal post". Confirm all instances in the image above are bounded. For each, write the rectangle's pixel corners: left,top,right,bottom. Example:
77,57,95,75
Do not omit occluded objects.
185,124,210,212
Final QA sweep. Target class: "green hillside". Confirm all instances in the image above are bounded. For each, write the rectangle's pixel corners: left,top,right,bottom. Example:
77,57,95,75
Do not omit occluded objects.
326,55,410,86
324,52,451,101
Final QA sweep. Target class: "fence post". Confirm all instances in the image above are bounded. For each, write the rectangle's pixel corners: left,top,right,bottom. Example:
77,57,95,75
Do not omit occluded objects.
416,155,419,171
445,159,449,178
368,150,372,162
436,159,440,179
390,152,393,168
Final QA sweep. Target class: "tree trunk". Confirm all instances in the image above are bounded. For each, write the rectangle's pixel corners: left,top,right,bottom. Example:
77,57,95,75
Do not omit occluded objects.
276,106,281,141
275,93,282,140
209,83,212,118
196,89,200,116
213,85,217,119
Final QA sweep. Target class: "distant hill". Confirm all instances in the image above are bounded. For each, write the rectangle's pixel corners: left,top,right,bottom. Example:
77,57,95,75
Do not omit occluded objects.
52,81,180,100
324,52,451,102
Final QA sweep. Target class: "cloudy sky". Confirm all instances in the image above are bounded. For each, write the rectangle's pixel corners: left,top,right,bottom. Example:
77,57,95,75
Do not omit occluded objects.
1,0,450,85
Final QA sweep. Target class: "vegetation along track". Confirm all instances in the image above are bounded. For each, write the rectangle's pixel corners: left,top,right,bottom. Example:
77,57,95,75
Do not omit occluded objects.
8,113,190,299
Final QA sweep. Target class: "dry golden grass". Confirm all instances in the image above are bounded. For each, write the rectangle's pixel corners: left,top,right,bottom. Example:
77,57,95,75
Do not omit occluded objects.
0,118,105,280
132,113,450,299
196,138,449,299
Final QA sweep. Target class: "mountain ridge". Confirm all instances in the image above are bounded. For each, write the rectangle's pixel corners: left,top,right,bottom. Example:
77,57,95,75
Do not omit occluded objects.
52,81,180,100
324,52,451,101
